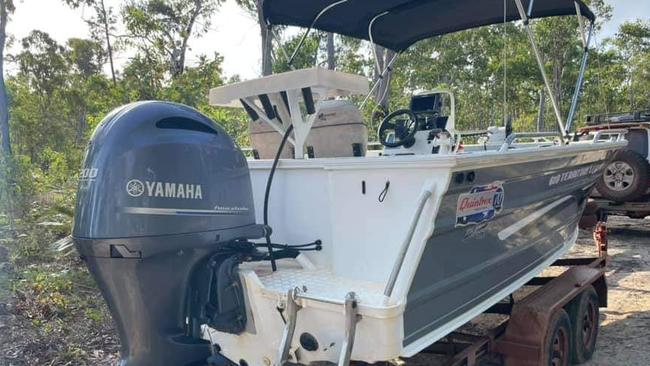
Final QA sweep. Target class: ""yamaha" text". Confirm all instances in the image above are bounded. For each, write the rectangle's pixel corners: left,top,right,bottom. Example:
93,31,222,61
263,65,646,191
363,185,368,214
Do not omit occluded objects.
146,181,203,200
126,179,203,200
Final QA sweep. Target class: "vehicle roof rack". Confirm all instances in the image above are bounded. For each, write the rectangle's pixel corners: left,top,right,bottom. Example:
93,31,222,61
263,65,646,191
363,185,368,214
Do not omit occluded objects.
586,110,650,126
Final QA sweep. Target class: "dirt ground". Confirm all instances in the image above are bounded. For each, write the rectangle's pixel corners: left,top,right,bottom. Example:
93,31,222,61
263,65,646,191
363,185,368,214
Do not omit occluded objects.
0,216,648,366
408,215,650,366
580,216,650,366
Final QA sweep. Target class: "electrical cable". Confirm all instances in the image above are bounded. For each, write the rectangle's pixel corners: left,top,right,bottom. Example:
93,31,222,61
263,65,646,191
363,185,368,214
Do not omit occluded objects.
503,0,508,126
263,124,295,272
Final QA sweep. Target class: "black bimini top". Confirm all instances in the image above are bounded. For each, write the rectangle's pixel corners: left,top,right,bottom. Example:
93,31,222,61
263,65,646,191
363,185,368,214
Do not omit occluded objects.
263,0,594,52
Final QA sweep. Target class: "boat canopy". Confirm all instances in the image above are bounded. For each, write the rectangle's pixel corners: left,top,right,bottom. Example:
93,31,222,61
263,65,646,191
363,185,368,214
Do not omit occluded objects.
263,0,595,52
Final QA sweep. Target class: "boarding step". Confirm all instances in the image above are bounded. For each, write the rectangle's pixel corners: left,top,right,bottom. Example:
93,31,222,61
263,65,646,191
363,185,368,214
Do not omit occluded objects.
277,288,360,366
255,267,386,306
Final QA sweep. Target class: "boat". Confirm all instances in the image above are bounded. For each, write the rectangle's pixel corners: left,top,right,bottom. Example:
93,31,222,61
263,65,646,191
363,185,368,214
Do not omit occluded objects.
72,1,626,366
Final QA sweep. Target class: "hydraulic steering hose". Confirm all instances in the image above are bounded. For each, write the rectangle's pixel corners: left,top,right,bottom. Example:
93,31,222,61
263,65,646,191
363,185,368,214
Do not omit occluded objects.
263,124,294,272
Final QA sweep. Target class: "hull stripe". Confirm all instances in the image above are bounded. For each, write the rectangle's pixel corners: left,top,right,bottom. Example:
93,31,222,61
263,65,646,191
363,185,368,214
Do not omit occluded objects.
497,195,573,241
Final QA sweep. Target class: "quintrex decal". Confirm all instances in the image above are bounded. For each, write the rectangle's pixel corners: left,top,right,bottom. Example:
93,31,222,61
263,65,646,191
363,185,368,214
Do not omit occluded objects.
456,181,505,227
126,179,203,200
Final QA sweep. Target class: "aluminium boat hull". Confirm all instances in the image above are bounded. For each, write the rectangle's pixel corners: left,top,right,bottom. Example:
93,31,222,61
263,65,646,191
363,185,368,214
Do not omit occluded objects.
403,151,602,354
205,143,620,364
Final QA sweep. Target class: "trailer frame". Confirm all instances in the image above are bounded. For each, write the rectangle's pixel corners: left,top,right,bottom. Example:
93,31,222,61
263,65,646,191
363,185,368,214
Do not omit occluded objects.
416,223,609,366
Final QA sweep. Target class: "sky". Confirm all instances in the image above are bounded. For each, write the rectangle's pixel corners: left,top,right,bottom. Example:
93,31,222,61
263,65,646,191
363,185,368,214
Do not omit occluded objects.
5,0,650,80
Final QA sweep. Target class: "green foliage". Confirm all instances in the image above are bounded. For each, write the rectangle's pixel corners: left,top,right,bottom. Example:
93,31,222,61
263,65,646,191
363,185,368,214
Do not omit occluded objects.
66,38,106,77
609,20,650,110
122,0,222,77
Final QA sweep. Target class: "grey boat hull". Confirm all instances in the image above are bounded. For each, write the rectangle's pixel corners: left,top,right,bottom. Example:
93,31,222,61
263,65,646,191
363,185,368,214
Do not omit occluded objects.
404,149,610,350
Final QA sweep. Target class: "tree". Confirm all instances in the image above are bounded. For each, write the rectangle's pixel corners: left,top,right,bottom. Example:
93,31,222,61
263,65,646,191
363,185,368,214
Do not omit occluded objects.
13,31,72,159
272,33,319,73
120,50,166,100
123,0,221,78
67,38,106,78
16,31,68,100
66,38,107,141
235,0,273,76
0,0,14,157
326,32,335,70
611,20,650,110
64,0,119,85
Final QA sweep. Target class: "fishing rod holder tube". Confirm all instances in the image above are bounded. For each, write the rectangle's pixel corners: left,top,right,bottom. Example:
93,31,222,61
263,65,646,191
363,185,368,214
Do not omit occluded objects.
287,0,350,67
566,21,595,133
515,0,596,138
514,0,567,142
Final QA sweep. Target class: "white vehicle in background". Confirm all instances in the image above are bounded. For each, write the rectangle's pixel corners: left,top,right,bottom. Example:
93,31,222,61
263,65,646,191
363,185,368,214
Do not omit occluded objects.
580,111,650,219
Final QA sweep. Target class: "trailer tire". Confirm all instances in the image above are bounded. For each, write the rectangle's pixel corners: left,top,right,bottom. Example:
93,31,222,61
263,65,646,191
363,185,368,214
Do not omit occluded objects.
596,150,650,202
541,309,572,366
566,286,600,364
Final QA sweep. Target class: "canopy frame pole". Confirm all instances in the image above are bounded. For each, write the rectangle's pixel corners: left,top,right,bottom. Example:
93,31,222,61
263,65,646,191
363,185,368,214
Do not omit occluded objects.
514,0,567,143
360,52,400,110
566,21,594,133
271,27,297,71
575,2,587,48
286,0,349,67
527,0,535,17
369,11,390,76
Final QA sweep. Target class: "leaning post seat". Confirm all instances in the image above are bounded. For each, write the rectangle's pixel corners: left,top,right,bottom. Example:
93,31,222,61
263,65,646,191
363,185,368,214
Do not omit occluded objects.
209,67,370,159
249,99,368,159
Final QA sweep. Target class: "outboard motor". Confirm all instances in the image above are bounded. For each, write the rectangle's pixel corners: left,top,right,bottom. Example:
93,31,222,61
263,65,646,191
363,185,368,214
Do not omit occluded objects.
73,101,266,366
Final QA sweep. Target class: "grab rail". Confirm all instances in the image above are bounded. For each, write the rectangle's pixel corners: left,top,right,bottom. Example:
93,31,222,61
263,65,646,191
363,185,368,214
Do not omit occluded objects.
498,132,560,152
590,129,627,143
383,188,433,298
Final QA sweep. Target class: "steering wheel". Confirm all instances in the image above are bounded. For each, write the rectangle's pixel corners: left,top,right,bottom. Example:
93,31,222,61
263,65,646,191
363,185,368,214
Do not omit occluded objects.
378,109,418,148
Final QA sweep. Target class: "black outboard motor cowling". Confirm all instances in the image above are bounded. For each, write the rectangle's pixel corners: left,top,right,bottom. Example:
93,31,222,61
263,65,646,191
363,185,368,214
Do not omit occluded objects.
73,101,264,366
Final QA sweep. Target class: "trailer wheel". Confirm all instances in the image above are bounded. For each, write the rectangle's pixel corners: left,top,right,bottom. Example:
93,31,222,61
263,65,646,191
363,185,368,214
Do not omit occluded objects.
541,309,572,366
566,286,600,364
596,150,650,202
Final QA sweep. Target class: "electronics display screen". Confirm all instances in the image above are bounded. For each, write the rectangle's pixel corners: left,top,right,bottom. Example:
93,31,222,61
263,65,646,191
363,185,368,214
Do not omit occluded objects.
410,94,441,113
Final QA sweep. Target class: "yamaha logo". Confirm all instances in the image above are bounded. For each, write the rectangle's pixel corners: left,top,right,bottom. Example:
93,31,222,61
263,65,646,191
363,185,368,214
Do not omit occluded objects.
125,178,203,200
126,179,145,197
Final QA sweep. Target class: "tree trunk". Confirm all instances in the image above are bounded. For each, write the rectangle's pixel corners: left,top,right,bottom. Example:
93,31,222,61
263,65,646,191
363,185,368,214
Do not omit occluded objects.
257,1,273,76
629,77,635,110
537,89,546,132
326,32,335,70
99,0,116,85
76,108,87,143
0,0,12,157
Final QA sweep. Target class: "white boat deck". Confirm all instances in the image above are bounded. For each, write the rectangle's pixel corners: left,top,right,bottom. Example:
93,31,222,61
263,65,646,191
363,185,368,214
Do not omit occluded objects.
254,266,387,307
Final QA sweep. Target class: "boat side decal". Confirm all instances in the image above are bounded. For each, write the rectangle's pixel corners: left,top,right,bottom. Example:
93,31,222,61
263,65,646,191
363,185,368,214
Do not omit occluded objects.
455,181,505,227
548,163,603,187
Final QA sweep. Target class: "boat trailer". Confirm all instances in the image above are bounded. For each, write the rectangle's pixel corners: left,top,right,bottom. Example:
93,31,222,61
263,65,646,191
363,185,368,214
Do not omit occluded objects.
418,220,608,366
